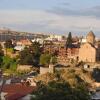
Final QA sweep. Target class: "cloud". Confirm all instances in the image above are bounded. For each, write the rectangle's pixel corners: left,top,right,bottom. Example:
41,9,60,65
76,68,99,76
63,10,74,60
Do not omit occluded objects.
47,5,100,18
0,9,100,35
61,2,70,6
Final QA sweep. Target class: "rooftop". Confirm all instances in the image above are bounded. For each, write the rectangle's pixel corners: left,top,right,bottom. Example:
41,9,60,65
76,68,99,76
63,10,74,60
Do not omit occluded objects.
87,31,95,38
0,83,36,100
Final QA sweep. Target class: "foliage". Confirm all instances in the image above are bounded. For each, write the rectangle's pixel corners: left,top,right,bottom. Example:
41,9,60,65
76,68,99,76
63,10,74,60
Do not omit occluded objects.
7,48,15,54
66,32,73,47
0,44,4,56
19,47,34,65
30,41,41,65
0,56,3,67
31,67,92,100
40,53,51,66
92,68,100,82
0,44,4,66
19,41,41,66
51,56,57,64
32,41,41,56
2,56,17,71
59,68,93,87
31,80,90,100
34,73,57,84
4,39,14,48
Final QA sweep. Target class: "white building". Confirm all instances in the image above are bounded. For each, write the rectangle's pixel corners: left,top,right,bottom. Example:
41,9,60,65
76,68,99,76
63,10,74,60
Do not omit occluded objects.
45,34,64,41
31,38,44,44
14,45,25,51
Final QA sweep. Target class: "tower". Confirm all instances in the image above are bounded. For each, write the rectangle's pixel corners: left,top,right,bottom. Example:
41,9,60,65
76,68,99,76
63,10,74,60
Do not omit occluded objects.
86,31,95,45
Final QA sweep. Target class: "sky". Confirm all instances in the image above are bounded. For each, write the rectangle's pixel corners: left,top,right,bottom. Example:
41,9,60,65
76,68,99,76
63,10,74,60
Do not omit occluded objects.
0,0,100,36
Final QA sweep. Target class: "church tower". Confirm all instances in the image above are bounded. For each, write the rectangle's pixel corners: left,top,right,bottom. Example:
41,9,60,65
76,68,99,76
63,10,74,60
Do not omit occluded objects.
86,31,95,45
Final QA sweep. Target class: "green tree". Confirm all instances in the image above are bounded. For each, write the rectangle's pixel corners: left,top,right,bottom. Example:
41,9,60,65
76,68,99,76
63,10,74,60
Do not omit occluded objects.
2,56,17,71
30,41,41,66
50,56,57,64
19,47,34,65
40,53,51,67
32,41,41,55
0,44,4,56
19,41,41,66
31,81,90,100
66,32,72,47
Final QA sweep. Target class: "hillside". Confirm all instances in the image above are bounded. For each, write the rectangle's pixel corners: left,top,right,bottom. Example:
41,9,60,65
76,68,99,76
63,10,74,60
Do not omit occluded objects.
33,68,94,87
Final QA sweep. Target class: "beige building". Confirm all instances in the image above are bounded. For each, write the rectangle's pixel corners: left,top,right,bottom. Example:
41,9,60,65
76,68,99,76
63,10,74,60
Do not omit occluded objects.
79,31,100,63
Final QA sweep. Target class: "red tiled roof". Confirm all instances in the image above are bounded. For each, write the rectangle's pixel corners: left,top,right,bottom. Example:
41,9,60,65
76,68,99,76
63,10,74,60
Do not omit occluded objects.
6,93,24,100
0,83,36,100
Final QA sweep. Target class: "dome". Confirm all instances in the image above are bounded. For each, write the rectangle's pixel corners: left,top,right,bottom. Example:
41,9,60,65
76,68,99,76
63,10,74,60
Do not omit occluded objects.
86,31,95,45
87,31,95,38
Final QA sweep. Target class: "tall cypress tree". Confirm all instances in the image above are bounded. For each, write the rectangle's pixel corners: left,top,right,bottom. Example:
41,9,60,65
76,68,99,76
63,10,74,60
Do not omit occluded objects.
66,32,72,47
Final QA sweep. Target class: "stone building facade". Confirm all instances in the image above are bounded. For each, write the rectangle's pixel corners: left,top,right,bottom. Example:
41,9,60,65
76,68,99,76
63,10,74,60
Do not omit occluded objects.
79,31,100,63
79,43,96,62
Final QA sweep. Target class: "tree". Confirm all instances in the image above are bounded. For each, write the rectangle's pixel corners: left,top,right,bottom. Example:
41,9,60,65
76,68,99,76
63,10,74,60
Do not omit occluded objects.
2,56,17,71
19,47,34,65
32,41,41,56
19,42,41,66
92,68,100,82
4,39,13,48
0,44,4,66
66,32,73,47
50,56,57,64
40,53,51,67
31,81,90,100
0,44,4,56
31,41,41,65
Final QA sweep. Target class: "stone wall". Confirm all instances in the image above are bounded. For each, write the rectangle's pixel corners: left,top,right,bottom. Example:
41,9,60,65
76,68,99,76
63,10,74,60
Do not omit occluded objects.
40,64,55,74
40,67,50,74
17,65,32,72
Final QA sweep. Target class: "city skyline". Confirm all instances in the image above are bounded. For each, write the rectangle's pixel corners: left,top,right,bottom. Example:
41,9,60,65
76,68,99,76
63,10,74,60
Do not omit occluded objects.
0,0,100,36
